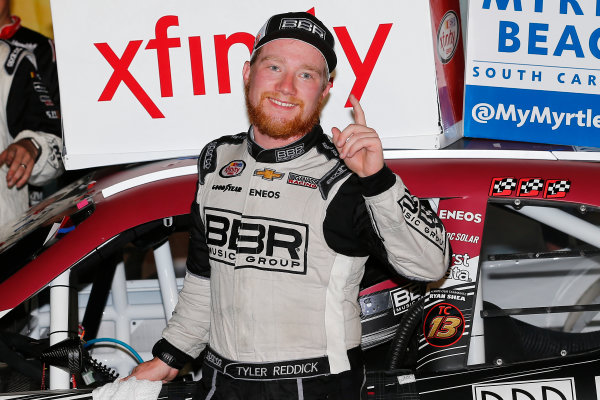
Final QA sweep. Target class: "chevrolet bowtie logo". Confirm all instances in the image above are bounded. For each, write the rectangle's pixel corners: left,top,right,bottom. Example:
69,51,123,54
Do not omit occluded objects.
254,168,284,181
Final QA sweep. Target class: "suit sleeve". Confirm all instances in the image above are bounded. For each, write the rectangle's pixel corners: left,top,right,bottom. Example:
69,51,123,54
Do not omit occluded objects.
361,166,450,281
32,37,60,109
324,165,450,282
7,56,63,186
6,56,60,139
154,198,211,365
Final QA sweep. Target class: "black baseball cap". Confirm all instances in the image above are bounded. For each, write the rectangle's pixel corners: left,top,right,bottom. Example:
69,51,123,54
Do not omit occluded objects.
252,12,337,73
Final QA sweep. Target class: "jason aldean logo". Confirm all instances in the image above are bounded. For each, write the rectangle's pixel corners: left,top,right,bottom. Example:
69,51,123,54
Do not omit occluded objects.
204,208,308,274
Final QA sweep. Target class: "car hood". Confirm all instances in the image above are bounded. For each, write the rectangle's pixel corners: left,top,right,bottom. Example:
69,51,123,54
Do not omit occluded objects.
0,157,199,319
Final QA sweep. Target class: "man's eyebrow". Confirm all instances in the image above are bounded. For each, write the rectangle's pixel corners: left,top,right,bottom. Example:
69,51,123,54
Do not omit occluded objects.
300,64,323,75
260,55,323,75
260,55,285,64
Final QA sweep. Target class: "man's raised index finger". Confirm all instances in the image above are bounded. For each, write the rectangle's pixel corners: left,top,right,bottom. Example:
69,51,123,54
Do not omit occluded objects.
349,94,366,126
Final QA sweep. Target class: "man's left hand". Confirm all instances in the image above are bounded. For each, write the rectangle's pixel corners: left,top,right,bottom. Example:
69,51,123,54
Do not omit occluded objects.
0,139,39,188
332,94,384,178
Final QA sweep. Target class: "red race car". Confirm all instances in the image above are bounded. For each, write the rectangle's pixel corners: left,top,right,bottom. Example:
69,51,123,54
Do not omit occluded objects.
1,143,599,399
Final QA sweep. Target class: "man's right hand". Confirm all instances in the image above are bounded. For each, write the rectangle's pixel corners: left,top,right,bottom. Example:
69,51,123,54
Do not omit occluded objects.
126,357,179,383
0,139,39,188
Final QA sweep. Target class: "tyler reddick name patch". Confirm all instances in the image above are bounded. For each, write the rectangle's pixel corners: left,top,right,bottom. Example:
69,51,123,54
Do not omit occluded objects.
204,207,308,274
287,172,319,189
231,361,321,379
204,348,330,379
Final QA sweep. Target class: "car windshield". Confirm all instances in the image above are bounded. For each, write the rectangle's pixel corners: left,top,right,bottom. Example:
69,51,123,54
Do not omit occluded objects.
0,174,95,284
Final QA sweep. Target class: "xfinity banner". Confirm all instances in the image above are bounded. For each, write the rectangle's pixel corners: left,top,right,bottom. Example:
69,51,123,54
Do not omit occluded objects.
464,0,600,147
50,0,442,169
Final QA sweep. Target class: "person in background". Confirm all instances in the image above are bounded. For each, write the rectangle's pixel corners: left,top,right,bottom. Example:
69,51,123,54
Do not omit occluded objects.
0,38,63,226
0,0,61,206
129,11,450,399
0,0,58,108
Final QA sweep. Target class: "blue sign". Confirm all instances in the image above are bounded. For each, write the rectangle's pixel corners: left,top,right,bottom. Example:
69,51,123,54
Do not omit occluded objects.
464,0,600,147
465,85,600,147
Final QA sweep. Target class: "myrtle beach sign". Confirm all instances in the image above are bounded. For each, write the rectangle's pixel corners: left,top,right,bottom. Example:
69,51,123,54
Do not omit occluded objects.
464,0,600,147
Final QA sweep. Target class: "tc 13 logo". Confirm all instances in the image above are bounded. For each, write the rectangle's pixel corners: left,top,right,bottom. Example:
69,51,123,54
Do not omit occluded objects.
423,303,465,347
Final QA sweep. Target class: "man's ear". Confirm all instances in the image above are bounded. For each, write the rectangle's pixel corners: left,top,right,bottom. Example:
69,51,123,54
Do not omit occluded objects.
321,80,332,99
242,61,251,85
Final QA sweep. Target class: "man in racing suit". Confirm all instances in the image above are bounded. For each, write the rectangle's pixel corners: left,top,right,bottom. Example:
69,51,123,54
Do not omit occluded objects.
0,39,62,227
0,0,59,108
0,0,61,205
130,11,450,399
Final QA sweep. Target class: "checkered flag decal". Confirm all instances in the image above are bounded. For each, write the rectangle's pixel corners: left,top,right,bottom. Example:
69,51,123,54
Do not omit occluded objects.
492,178,516,194
520,178,544,194
546,180,571,196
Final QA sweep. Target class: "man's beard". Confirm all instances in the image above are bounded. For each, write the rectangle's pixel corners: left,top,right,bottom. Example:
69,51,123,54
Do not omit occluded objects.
245,82,322,140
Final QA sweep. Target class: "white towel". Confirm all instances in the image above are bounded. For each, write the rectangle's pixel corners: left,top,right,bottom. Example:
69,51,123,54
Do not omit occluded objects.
92,377,162,400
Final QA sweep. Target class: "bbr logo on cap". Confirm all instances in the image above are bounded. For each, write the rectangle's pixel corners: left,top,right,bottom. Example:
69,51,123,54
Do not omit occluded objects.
280,18,326,40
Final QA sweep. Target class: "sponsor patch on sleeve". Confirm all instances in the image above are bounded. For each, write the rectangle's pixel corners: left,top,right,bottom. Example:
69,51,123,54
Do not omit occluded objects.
287,172,318,189
398,191,447,251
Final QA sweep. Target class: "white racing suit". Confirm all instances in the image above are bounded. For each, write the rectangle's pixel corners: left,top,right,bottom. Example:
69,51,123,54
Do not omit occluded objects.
0,40,63,227
153,125,450,398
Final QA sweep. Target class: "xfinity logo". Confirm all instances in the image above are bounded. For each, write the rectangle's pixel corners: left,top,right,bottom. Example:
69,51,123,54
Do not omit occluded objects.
473,378,575,400
94,15,393,117
205,208,308,274
437,10,459,64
